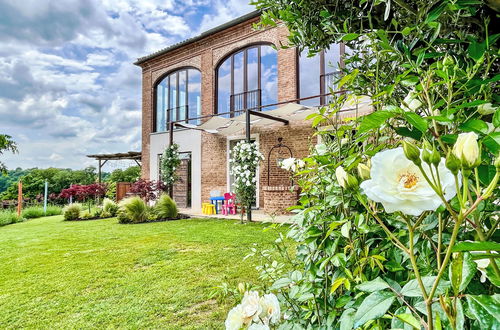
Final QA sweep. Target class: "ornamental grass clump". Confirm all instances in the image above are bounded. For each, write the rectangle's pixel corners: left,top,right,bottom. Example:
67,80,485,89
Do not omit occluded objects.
63,203,82,221
117,196,148,224
153,194,178,220
0,210,22,226
102,198,119,217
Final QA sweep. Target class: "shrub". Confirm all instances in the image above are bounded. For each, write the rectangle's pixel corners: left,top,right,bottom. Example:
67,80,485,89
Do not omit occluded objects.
0,210,22,226
80,210,93,220
63,203,82,221
102,198,119,216
153,194,178,219
21,205,62,219
21,206,45,219
117,197,148,224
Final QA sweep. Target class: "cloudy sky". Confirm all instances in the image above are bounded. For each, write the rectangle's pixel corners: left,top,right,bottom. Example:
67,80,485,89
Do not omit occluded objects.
0,0,253,170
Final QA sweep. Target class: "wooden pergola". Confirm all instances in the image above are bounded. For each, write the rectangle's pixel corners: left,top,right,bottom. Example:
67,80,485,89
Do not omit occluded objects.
87,151,141,182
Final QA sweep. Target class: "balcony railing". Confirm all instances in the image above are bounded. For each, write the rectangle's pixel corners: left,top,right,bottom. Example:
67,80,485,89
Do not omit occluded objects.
320,71,343,105
165,105,188,130
230,89,261,113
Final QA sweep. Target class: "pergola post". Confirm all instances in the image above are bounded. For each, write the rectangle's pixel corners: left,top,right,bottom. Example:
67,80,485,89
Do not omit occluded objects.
98,159,101,183
245,109,252,222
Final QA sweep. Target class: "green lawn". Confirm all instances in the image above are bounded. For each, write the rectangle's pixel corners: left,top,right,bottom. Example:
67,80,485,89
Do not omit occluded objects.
0,216,284,329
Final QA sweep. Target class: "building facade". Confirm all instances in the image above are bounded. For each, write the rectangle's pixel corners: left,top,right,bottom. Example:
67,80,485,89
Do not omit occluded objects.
134,11,351,213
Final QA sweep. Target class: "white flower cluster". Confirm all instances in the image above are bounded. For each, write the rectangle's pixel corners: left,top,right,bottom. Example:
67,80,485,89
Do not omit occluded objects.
225,291,280,330
279,157,305,172
230,142,264,188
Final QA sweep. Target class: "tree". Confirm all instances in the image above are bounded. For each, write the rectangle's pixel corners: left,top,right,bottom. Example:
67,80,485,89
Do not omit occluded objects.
0,134,17,174
107,166,141,183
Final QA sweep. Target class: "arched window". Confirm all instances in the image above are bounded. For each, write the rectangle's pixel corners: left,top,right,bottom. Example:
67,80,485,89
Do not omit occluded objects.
216,44,277,117
298,44,345,106
155,68,201,132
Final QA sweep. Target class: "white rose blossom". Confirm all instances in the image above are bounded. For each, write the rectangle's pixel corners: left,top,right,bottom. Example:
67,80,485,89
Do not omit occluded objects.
259,293,281,324
453,132,479,168
240,291,262,323
248,323,270,330
225,304,247,330
360,147,459,216
335,166,348,189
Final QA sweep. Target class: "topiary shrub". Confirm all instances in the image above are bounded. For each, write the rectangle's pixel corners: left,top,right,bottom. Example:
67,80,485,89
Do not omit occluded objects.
63,203,82,221
153,194,178,220
117,196,148,224
102,198,119,216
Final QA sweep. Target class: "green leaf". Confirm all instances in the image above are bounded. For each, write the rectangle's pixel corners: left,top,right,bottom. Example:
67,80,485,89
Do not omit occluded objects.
400,276,450,297
403,112,428,133
478,165,497,186
468,41,486,61
441,134,457,144
425,1,447,23
452,241,500,252
359,111,396,133
395,313,421,329
460,252,478,291
339,308,356,330
401,76,419,86
353,291,396,328
450,253,464,295
459,119,489,134
483,132,500,154
270,277,292,290
394,126,422,140
356,277,391,292
493,109,500,127
456,299,465,330
466,294,500,330
342,33,360,41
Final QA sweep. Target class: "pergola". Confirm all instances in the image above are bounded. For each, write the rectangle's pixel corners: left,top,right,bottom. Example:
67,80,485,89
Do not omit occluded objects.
166,92,372,221
87,151,141,182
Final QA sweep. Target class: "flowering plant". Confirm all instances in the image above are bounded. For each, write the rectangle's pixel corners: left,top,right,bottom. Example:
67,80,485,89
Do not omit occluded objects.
242,0,500,328
160,143,181,188
225,291,281,330
229,141,264,223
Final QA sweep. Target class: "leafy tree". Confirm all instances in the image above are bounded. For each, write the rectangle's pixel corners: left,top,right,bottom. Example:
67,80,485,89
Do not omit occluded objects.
0,134,17,174
107,166,141,183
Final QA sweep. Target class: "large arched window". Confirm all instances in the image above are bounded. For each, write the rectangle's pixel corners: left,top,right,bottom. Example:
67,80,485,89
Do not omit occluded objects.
155,68,201,132
216,44,277,117
299,44,345,106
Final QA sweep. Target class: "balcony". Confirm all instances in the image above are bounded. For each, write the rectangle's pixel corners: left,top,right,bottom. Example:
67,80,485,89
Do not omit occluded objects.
230,89,261,113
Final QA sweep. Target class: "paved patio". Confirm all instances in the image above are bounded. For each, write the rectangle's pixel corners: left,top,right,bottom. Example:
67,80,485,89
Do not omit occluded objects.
178,208,293,224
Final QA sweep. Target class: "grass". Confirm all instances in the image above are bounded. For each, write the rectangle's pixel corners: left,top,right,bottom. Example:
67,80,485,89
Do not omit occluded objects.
0,215,286,329
22,205,62,219
0,209,21,226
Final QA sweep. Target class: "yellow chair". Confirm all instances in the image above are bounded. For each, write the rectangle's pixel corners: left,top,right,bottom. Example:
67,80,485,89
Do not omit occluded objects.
202,203,216,215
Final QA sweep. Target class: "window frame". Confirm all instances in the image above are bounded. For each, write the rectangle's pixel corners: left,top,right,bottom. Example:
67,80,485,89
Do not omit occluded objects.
153,67,201,133
298,44,346,105
215,43,277,117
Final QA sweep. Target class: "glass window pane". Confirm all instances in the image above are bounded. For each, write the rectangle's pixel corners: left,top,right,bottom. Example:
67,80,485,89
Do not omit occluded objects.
299,49,321,106
188,69,201,124
169,73,177,122
247,47,258,91
217,58,231,116
233,51,244,95
324,44,341,73
260,45,277,111
178,70,187,121
156,78,168,132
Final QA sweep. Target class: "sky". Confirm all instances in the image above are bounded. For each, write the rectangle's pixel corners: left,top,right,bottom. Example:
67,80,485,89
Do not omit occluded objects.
0,0,254,170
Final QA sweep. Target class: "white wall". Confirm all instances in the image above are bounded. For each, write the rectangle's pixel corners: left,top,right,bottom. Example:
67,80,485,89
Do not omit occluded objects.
149,129,202,211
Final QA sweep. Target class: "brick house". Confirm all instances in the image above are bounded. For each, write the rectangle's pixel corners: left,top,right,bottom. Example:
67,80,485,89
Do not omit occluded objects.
134,11,367,214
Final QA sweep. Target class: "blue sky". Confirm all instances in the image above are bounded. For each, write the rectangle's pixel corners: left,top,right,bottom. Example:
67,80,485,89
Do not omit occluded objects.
0,0,254,169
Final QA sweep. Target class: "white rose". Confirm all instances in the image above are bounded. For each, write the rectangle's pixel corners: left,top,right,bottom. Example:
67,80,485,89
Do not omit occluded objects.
280,158,296,171
296,159,306,169
453,132,479,168
241,291,262,322
401,91,422,111
360,147,458,216
335,166,348,189
225,305,246,330
259,293,280,324
477,102,497,115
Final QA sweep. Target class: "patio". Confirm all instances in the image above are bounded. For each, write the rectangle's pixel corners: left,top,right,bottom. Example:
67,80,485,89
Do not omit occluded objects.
179,207,293,224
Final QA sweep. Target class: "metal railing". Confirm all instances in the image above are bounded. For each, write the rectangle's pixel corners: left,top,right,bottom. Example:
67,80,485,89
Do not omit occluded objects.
165,105,189,130
230,89,261,112
320,71,343,105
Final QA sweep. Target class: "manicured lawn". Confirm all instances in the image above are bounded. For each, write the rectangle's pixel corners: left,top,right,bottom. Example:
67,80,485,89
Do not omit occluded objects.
0,216,285,329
